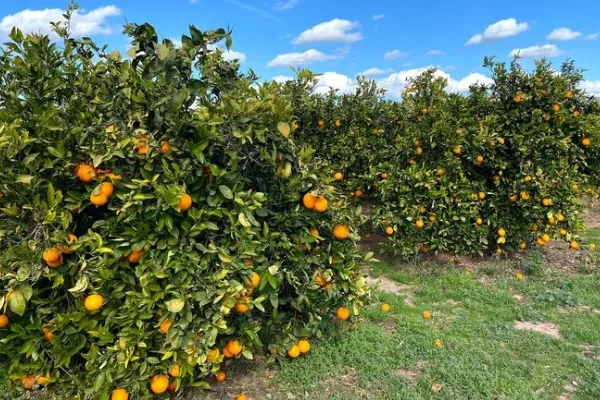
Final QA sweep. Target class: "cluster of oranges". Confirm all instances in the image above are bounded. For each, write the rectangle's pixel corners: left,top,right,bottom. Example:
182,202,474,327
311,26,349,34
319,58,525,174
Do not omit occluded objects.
287,338,311,358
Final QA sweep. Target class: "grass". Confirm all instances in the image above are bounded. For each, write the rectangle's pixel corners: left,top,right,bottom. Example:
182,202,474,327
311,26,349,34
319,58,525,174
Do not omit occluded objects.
4,236,600,399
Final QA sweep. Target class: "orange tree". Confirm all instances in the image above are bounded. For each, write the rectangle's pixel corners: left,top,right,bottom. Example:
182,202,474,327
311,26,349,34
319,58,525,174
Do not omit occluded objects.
0,8,371,399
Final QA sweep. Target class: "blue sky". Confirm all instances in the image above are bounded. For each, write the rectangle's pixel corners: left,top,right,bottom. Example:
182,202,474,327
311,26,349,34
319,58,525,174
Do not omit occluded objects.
1,0,600,96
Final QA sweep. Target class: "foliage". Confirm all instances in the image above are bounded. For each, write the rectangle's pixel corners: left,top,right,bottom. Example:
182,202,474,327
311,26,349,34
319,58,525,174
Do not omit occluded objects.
0,6,371,399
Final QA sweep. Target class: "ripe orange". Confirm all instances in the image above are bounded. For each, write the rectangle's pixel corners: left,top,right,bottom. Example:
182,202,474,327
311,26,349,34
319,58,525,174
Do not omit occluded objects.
236,394,248,400
509,194,518,203
160,141,170,153
179,193,192,211
0,314,9,328
313,197,328,213
99,182,114,197
335,120,341,127
543,114,551,121
560,229,568,236
226,339,243,356
385,226,394,235
590,244,597,250
90,192,108,206
215,370,226,383
552,103,560,112
520,191,530,201
421,108,428,114
317,120,324,128
222,346,234,359
478,192,486,200
288,344,301,358
497,137,505,145
570,240,580,250
524,175,532,182
436,168,445,177
84,294,104,311
415,146,423,155
542,197,552,207
298,339,311,354
428,215,437,222
43,248,62,267
452,146,462,155
336,306,350,320
408,158,416,166
234,301,250,314
381,303,390,312
169,365,180,378
495,247,503,255
422,310,432,320
43,327,55,341
541,234,551,243
333,172,343,181
127,250,142,264
582,138,591,147
22,375,36,390
515,272,524,280
111,388,129,400
160,318,172,334
76,164,96,183
310,228,319,237
513,95,523,103
475,155,483,166
380,172,388,179
333,224,350,240
415,219,424,229
519,242,527,250
354,189,364,198
136,143,149,155
167,381,177,393
573,110,580,118
414,139,422,147
418,205,427,214
207,348,220,363
497,228,506,237
548,216,557,225
565,90,573,99
531,224,538,232
536,238,545,246
475,217,483,226
245,272,260,289
434,339,444,348
150,375,169,394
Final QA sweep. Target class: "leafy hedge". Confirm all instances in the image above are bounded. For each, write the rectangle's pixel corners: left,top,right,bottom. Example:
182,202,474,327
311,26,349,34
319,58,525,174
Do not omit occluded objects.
0,9,371,399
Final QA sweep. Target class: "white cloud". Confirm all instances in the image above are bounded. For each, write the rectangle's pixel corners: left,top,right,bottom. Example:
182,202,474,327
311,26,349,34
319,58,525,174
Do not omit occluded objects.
508,44,563,58
359,67,385,76
314,72,357,94
372,14,385,21
222,49,247,62
293,19,362,44
427,49,444,56
384,49,409,60
586,33,599,40
582,80,600,96
267,49,335,67
273,75,294,83
547,27,581,41
466,18,529,45
275,0,300,10
378,67,493,95
0,6,121,37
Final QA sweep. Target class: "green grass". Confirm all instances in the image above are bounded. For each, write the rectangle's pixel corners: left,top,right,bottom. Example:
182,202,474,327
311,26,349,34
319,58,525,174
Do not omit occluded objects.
267,257,600,400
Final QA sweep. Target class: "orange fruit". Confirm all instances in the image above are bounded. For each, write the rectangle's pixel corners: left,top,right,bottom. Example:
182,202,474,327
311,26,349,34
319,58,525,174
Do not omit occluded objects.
524,175,532,182
84,294,104,311
310,228,319,237
573,110,580,118
531,224,538,232
513,95,523,103
542,197,552,207
385,226,394,235
236,394,248,400
111,388,129,400
314,197,328,213
452,146,462,155
226,339,243,356
169,365,180,378
408,158,416,166
495,247,503,255
245,272,260,289
570,240,580,250
415,146,423,155
413,139,422,147
99,182,114,197
215,370,226,383
436,168,445,177
160,318,172,334
160,141,170,153
548,216,557,225
565,90,573,99
418,205,427,214
582,138,591,147
179,193,192,211
234,301,250,314
90,192,108,206
287,344,301,358
509,194,518,203
127,250,142,264
475,218,483,226
0,314,9,328
298,339,311,354
475,155,484,165
167,381,177,393
207,348,221,363
333,172,343,181
222,346,234,359
519,242,527,250
515,272,524,280
317,120,324,128
380,172,388,179
150,375,169,394
354,189,364,198
543,114,551,121
434,339,444,348
381,303,390,312
336,306,350,320
542,234,551,243
333,224,350,240
497,228,506,237
43,248,62,267
520,191,530,201
552,103,560,112
22,375,36,390
536,238,545,246
478,192,486,200
76,164,96,183
590,244,596,250
415,219,424,229
572,184,580,191
428,215,437,222
560,229,568,236
43,327,55,341
335,120,341,127
422,310,432,320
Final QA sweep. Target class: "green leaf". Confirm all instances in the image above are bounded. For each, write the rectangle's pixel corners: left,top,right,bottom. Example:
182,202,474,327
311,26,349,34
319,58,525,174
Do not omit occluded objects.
156,44,170,60
238,212,251,228
277,122,291,138
9,291,26,316
219,185,233,199
15,175,34,184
